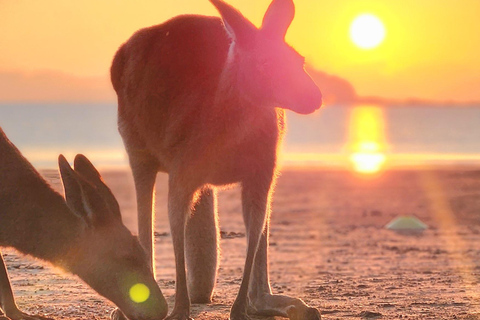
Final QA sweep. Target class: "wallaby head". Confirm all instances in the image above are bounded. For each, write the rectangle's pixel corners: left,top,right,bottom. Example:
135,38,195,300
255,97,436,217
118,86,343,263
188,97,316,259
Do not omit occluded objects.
57,155,167,320
211,0,322,114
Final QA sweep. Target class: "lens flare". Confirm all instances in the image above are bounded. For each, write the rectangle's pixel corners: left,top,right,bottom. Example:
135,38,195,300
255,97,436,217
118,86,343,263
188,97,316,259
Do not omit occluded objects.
129,283,150,303
346,106,388,174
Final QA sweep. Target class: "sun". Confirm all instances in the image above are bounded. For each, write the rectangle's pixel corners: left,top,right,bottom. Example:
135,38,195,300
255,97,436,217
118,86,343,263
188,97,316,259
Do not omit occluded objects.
350,14,386,49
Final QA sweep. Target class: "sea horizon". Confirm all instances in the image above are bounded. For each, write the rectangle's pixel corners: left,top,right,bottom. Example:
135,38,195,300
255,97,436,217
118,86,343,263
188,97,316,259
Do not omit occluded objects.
1,102,479,171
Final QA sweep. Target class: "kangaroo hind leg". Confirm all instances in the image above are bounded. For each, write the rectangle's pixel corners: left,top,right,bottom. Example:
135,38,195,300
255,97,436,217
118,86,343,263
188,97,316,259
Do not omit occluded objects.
247,223,321,320
185,187,220,303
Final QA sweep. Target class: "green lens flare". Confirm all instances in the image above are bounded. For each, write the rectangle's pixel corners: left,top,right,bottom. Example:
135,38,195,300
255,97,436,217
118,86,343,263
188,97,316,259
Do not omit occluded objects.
129,283,150,303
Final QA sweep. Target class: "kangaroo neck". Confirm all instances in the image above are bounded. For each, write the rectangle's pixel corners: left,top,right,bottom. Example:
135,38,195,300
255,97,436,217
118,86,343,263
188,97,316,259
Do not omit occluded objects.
212,55,269,118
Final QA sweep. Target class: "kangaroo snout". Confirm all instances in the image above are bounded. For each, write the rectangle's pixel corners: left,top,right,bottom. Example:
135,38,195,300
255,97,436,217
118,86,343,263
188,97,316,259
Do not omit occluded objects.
304,74,324,114
314,86,323,109
289,85,323,115
306,87,323,114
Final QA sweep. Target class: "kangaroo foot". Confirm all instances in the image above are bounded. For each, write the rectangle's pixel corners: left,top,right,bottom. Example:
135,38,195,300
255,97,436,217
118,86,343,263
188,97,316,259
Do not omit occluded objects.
3,309,54,320
229,311,252,320
229,302,252,320
248,293,320,320
285,305,321,320
165,309,193,320
110,308,127,320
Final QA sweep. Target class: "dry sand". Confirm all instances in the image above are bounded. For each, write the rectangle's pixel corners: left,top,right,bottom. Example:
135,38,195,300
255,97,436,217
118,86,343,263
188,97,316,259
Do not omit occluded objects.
4,167,480,320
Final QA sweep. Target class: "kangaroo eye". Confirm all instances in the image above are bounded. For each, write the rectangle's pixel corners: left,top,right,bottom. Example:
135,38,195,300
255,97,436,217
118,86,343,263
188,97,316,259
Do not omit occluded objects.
257,59,271,74
259,59,269,67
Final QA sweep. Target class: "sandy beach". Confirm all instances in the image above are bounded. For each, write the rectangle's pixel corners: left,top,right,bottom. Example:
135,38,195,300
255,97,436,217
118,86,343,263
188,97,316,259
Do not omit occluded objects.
5,167,480,320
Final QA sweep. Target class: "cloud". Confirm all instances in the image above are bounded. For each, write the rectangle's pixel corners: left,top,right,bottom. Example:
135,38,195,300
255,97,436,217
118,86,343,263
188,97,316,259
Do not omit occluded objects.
0,71,116,103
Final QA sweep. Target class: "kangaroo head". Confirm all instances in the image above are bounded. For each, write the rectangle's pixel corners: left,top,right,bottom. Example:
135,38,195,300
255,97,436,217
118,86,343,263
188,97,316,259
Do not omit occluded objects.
211,0,322,114
58,155,167,320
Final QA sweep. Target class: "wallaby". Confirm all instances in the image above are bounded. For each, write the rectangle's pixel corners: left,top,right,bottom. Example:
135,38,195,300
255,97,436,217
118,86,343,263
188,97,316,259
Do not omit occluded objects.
0,128,168,320
111,0,322,319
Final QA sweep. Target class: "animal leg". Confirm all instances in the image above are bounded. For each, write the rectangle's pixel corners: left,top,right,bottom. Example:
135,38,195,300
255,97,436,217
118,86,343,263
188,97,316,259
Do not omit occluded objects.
185,188,219,303
247,224,321,320
128,150,159,274
0,253,53,320
166,179,194,320
229,178,272,320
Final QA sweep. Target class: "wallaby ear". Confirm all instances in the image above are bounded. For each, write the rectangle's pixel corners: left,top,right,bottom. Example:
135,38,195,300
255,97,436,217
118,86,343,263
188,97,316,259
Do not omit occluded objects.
261,0,295,40
210,0,256,47
58,155,113,227
73,154,101,182
73,154,122,222
58,155,91,225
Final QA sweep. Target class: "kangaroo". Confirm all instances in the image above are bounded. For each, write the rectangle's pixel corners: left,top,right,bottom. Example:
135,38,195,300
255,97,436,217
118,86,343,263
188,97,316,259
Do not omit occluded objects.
111,0,322,319
0,128,168,320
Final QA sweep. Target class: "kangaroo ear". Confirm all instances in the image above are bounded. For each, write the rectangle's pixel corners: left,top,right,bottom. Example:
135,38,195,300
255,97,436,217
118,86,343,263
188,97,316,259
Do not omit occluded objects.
210,0,256,47
58,155,113,227
58,155,91,225
261,0,295,40
73,154,122,222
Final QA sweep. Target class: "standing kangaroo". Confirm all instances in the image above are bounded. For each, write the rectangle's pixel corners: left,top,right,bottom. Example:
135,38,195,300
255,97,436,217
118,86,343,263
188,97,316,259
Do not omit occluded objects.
0,128,167,320
111,0,322,319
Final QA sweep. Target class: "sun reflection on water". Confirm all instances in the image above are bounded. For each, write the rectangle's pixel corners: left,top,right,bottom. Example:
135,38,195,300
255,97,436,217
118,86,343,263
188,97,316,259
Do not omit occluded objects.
347,106,388,174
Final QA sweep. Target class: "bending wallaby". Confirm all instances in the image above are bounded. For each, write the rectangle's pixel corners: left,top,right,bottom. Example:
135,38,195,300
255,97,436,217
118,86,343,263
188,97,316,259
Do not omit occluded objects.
111,0,322,319
0,128,167,320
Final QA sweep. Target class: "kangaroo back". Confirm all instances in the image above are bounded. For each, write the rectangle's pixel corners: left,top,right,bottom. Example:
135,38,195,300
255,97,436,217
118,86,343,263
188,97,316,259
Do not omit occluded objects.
112,16,232,171
112,16,228,98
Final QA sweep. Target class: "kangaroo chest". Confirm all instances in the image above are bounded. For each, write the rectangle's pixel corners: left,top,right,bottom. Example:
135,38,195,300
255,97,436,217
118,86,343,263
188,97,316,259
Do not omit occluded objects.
174,109,282,186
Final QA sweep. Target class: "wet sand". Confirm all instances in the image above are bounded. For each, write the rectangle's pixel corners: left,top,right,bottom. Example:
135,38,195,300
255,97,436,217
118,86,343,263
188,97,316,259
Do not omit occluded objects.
5,167,480,319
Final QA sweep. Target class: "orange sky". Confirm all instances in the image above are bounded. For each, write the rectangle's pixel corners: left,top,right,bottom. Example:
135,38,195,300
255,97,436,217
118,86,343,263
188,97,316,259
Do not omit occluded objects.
1,0,479,103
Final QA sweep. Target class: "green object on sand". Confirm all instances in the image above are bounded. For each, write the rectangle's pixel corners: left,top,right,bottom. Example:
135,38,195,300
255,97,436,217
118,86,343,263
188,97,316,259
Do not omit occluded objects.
385,216,428,230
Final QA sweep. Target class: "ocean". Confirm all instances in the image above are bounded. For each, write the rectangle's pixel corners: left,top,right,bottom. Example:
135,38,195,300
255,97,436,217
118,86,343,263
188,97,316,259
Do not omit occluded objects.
1,103,479,169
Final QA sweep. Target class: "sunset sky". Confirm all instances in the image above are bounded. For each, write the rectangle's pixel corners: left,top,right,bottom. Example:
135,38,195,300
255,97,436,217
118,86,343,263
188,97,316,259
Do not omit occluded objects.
1,0,479,103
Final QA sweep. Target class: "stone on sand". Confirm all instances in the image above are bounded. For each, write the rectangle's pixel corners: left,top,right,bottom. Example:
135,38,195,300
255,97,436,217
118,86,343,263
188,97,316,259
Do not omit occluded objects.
385,215,428,230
